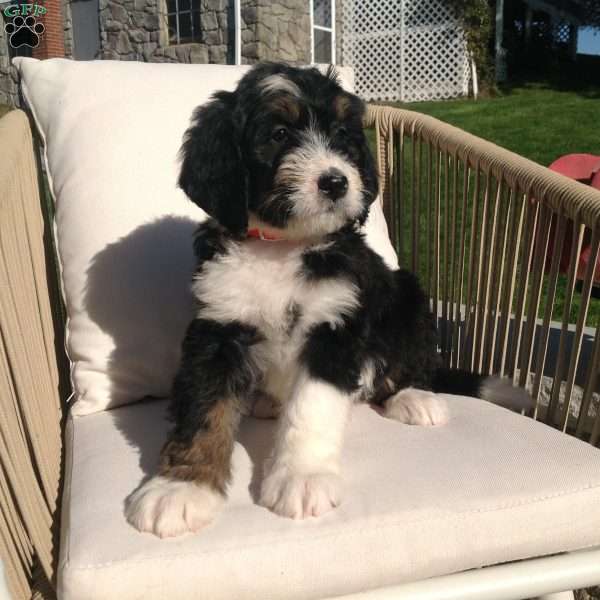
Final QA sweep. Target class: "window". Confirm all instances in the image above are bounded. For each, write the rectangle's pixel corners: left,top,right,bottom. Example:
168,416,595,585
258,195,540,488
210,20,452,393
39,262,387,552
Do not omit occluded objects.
311,0,335,63
166,0,201,45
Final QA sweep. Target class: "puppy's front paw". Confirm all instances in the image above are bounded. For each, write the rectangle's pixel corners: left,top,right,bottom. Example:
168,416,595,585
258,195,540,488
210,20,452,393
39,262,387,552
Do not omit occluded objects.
384,388,449,426
259,467,342,519
125,476,223,538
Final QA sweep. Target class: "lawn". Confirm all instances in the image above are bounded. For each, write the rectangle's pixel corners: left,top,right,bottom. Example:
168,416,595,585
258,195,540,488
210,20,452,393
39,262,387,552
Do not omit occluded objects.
373,79,600,326
401,82,600,168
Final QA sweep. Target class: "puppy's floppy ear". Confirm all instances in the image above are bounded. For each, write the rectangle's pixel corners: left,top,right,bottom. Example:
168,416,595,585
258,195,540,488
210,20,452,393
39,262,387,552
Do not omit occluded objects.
179,91,248,236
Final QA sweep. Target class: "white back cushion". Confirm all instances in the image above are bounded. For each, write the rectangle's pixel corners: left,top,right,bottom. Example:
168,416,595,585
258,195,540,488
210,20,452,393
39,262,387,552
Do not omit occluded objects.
14,58,398,415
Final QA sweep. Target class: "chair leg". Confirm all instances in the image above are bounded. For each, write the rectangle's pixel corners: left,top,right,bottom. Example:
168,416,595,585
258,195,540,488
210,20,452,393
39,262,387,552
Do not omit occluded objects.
535,592,575,600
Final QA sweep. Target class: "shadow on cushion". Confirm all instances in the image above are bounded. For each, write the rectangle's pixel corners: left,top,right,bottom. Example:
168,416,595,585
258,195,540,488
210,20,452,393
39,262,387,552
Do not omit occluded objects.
84,216,199,413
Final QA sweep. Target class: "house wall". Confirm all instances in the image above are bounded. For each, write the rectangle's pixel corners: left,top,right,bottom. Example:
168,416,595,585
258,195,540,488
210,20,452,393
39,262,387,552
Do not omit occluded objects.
335,0,343,64
0,28,19,106
96,0,310,65
0,0,73,106
241,1,310,64
63,0,74,58
98,0,231,63
32,0,67,59
0,0,324,107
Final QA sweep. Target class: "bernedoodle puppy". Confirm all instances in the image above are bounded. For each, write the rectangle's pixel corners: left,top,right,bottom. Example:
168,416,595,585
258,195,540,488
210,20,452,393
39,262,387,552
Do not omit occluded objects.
125,62,531,538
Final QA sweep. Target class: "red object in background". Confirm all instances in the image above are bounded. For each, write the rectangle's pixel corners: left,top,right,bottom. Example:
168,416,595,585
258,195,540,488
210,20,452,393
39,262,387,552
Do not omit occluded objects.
548,154,600,185
546,154,600,283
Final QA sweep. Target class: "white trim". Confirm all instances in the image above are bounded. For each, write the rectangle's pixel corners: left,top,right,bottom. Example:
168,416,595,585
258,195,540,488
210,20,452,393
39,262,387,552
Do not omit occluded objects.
310,0,336,65
323,546,600,600
309,0,314,63
234,0,241,64
470,57,478,99
331,0,336,65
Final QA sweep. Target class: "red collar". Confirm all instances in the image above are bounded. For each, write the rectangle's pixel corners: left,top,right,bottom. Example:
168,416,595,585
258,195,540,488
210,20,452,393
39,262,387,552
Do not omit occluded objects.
246,228,286,241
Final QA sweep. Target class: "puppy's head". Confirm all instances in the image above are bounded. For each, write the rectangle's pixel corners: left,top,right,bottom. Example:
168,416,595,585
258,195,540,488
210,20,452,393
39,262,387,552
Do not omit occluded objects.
179,63,378,239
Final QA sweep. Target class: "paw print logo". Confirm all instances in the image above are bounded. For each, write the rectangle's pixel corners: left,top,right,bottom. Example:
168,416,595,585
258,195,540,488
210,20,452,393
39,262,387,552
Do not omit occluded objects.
4,16,45,49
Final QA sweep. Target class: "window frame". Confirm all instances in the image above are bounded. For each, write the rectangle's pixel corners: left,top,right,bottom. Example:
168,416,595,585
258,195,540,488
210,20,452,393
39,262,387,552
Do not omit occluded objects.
166,0,202,46
310,0,336,64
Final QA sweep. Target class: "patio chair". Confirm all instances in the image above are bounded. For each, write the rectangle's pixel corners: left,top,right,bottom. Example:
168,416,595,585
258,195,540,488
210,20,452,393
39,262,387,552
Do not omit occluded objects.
1,59,600,600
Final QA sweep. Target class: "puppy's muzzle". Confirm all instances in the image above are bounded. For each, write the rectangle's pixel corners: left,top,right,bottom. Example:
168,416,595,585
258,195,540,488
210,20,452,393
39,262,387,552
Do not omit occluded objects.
318,168,348,202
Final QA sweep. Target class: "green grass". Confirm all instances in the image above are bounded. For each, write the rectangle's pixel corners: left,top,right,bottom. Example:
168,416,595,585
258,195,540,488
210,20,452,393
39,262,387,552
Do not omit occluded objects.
399,82,600,168
370,80,600,326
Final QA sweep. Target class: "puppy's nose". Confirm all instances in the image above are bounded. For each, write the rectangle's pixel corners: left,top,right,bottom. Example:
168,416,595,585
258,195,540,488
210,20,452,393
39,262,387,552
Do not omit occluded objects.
318,169,348,201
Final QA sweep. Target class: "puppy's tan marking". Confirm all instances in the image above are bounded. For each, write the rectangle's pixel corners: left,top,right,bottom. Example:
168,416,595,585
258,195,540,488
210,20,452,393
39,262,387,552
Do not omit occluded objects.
268,94,300,123
333,94,352,120
158,399,237,495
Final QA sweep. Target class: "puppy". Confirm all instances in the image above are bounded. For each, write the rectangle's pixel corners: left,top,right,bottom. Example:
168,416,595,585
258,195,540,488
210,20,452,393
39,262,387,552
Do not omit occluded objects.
126,63,530,538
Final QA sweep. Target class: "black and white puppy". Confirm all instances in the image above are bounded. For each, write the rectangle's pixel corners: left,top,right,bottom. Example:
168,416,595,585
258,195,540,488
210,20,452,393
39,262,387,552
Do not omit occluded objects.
126,63,530,538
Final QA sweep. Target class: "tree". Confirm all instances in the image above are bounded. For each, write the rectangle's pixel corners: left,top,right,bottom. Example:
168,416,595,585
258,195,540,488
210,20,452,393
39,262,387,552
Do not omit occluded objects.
450,0,495,86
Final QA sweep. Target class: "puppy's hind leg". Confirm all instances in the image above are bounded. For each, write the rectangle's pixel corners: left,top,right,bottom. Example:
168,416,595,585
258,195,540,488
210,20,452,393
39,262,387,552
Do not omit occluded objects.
384,387,449,426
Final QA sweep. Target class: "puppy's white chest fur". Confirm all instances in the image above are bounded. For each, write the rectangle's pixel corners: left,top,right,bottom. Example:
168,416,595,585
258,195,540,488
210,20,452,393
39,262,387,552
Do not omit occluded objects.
191,239,359,395
193,240,304,332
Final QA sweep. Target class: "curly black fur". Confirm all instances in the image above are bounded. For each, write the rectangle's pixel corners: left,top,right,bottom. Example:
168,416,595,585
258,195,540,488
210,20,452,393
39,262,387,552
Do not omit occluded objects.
169,318,262,443
178,63,378,237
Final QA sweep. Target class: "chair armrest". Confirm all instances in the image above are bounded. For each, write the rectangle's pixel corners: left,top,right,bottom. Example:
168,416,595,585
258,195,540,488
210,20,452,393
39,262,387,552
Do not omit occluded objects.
365,103,600,443
0,109,68,599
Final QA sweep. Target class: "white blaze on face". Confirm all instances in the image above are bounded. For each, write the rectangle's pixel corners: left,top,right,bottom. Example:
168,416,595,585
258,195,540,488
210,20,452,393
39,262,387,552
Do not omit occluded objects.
273,127,364,238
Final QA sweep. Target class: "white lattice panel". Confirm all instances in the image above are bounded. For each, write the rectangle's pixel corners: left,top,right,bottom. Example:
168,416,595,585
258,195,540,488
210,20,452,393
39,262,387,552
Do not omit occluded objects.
342,0,470,103
341,0,403,102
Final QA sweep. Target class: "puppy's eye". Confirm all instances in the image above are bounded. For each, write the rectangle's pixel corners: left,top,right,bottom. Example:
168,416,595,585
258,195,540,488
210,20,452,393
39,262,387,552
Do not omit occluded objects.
272,127,288,142
337,126,348,137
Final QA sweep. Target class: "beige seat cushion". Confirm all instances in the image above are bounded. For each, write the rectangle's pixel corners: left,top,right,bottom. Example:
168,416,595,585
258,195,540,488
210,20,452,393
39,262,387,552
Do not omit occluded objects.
58,396,600,600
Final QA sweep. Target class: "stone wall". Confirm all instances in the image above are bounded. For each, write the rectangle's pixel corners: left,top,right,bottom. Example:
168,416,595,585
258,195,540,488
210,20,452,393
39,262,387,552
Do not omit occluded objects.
0,0,323,107
0,27,19,106
63,0,74,58
97,0,310,65
241,1,310,65
0,0,73,107
335,0,343,65
99,0,232,64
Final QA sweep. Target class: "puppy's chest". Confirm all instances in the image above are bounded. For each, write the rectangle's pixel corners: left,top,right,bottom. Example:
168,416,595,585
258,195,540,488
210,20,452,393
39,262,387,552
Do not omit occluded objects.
191,241,358,339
